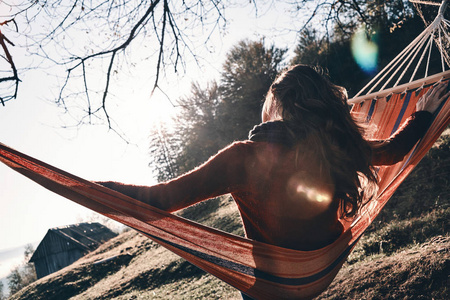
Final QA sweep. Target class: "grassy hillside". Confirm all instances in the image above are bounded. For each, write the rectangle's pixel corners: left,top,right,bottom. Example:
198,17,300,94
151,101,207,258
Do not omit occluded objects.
9,134,449,299
320,235,449,299
10,197,244,300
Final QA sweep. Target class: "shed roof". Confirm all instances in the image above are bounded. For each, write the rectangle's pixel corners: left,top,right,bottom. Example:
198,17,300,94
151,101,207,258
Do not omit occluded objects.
30,222,117,262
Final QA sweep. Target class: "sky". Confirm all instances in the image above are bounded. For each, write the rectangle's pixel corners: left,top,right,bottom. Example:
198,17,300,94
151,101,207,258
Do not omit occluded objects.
0,2,306,256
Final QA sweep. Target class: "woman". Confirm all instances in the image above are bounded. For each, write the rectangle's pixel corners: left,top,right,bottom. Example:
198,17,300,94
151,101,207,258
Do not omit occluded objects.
99,65,447,252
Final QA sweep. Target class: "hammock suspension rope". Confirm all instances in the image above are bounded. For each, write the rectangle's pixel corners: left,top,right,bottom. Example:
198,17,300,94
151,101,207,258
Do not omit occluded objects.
350,0,450,104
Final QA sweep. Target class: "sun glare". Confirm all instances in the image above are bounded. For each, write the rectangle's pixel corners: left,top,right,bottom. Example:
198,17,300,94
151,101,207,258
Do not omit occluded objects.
351,27,379,74
296,184,332,204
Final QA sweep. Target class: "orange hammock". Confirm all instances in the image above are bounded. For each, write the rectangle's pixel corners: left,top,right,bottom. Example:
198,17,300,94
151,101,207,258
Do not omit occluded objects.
0,74,449,299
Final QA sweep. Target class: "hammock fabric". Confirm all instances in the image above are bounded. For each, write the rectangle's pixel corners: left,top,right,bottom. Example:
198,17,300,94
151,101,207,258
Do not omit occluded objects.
0,77,449,299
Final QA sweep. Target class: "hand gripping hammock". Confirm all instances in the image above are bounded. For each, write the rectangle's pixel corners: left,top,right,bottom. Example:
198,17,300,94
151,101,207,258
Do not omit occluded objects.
1,2,449,299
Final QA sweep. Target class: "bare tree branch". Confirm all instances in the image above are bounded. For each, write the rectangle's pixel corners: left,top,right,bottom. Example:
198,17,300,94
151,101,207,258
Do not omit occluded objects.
0,0,422,136
0,27,20,106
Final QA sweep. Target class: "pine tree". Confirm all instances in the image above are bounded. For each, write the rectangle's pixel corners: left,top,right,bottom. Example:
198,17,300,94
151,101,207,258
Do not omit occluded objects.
148,40,286,181
0,280,5,300
6,244,37,296
7,268,22,295
218,39,286,142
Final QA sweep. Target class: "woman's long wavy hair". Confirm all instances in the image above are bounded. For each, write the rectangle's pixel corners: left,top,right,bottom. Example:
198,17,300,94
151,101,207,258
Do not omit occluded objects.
263,64,378,218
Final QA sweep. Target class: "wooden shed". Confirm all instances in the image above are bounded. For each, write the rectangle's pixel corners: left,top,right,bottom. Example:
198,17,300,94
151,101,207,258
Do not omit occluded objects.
29,222,117,279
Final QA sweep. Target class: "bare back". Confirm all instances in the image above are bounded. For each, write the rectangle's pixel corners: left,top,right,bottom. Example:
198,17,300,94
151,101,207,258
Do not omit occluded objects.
231,141,343,250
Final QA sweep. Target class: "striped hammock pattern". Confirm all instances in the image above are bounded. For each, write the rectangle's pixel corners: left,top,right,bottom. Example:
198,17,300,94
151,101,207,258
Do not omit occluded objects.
0,77,449,299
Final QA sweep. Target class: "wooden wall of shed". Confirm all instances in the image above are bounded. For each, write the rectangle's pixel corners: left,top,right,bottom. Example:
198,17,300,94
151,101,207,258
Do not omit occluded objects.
33,231,87,279
32,231,86,261
34,248,84,279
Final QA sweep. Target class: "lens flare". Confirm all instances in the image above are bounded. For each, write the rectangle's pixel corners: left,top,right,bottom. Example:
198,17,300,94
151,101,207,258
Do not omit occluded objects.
351,27,379,74
296,184,331,204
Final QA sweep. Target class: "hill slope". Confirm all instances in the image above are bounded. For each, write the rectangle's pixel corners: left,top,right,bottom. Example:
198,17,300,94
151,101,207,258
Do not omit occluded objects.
9,134,450,299
320,235,449,299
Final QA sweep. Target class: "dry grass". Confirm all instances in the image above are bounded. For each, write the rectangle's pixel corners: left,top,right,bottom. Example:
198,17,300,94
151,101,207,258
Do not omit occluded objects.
319,235,449,300
10,197,243,300
11,195,448,300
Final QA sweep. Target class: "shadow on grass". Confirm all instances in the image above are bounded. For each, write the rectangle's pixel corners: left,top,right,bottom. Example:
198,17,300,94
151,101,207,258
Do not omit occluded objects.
102,260,205,299
13,253,133,300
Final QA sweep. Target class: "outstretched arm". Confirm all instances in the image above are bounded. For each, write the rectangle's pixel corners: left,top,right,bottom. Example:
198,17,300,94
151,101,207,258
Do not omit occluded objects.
96,142,251,212
370,81,449,166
